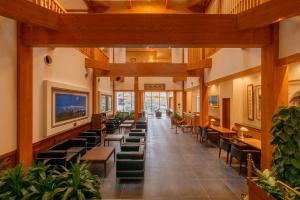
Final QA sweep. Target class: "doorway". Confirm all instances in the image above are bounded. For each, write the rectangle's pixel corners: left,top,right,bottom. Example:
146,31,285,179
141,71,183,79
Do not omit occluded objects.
222,98,231,129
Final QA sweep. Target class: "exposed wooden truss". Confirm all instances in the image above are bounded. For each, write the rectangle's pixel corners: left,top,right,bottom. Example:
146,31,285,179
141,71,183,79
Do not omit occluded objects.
21,13,271,47
0,0,60,30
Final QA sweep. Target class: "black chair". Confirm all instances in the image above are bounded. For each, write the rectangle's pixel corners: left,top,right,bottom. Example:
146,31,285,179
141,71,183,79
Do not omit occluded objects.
201,128,219,145
106,121,117,134
116,144,145,179
136,120,148,131
197,126,203,141
219,136,232,164
78,132,101,150
229,142,261,174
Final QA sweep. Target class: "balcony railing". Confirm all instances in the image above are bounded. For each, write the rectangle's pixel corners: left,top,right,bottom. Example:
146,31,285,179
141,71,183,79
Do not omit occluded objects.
206,0,271,14
30,0,66,14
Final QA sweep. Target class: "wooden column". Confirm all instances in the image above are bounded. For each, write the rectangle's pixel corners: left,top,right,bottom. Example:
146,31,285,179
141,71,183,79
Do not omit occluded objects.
92,71,98,114
173,91,177,112
182,81,187,113
200,77,209,126
134,77,139,120
138,91,144,112
112,80,115,114
200,49,209,126
17,23,33,168
261,24,288,169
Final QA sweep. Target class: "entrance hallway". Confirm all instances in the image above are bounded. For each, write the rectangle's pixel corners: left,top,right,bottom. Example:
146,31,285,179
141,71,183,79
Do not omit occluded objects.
100,117,247,199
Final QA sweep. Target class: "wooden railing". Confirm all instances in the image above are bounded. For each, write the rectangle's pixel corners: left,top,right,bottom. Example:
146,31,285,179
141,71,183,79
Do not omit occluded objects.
204,0,271,58
206,0,271,14
30,0,66,13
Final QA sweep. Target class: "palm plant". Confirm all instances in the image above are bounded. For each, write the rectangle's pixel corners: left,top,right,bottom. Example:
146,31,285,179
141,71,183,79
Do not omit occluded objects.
55,159,101,200
0,163,30,199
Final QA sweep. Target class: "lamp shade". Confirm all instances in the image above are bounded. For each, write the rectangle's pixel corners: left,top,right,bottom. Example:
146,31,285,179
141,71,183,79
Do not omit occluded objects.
240,127,249,132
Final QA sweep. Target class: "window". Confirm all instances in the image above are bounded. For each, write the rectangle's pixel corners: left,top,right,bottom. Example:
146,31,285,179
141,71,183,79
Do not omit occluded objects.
116,92,135,112
144,92,167,112
100,94,112,112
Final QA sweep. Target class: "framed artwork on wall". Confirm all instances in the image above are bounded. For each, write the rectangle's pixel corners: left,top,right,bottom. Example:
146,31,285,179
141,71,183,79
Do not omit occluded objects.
208,95,219,107
247,84,254,120
255,85,262,120
52,88,89,128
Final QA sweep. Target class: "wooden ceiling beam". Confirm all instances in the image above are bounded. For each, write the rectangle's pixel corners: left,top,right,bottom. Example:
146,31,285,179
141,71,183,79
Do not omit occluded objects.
0,0,60,30
187,58,212,70
238,0,300,30
173,77,187,82
85,58,110,71
89,63,205,77
22,13,271,47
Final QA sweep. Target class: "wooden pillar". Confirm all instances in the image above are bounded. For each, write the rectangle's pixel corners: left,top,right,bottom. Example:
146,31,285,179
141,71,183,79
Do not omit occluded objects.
182,81,187,113
138,91,144,112
92,71,98,114
200,48,209,127
261,24,288,169
17,23,33,168
134,77,139,120
173,91,177,112
112,80,115,114
200,77,209,126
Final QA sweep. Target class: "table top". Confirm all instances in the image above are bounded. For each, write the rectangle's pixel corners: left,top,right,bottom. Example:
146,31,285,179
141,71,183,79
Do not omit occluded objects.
237,138,261,150
123,120,135,124
104,135,124,140
120,123,133,127
210,125,236,134
81,147,115,162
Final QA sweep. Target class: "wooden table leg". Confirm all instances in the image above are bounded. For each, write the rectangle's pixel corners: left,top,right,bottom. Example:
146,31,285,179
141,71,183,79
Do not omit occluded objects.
104,162,106,177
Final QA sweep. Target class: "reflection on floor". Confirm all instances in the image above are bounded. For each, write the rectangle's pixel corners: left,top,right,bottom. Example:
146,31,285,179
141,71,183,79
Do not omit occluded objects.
90,117,247,200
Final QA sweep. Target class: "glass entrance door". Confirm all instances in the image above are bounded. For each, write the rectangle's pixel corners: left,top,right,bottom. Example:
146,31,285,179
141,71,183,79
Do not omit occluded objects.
144,92,167,113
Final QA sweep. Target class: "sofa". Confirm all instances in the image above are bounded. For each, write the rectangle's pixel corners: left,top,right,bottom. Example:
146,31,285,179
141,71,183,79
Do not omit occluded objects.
36,138,87,167
116,144,145,179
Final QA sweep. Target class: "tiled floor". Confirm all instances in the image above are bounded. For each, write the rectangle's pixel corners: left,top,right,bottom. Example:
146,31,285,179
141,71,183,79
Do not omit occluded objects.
92,117,247,200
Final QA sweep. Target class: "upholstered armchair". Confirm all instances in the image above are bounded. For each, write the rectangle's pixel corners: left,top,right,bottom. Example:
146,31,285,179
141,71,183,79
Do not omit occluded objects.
78,131,101,150
201,128,219,145
116,144,145,179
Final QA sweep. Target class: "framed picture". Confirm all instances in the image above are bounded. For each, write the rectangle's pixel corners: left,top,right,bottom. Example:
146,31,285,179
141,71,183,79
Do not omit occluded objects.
144,84,165,91
208,95,219,107
52,88,89,127
247,84,254,120
255,85,262,120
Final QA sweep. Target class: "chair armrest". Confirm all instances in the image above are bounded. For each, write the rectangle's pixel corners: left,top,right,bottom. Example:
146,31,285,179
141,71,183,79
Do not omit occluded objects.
241,150,261,153
117,152,144,160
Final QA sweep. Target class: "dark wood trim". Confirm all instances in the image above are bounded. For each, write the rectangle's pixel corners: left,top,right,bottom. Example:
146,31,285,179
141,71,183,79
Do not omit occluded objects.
234,123,261,140
0,150,17,169
33,123,91,157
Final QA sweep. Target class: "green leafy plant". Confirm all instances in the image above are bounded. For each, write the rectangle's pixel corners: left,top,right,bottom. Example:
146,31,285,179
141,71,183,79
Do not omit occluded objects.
23,161,63,200
271,106,300,188
56,159,101,200
0,163,30,199
252,168,284,199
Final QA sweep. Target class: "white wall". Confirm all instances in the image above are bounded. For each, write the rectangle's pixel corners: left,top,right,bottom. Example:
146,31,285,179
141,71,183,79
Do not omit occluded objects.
33,48,93,143
204,48,261,83
279,16,300,58
0,17,17,155
114,77,135,90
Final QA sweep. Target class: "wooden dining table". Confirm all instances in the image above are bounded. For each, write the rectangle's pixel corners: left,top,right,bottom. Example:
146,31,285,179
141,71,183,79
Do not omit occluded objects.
236,138,261,150
210,125,236,137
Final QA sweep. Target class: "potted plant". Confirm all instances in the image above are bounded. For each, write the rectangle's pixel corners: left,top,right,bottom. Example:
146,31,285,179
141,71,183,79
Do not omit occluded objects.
55,159,101,200
247,106,300,200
